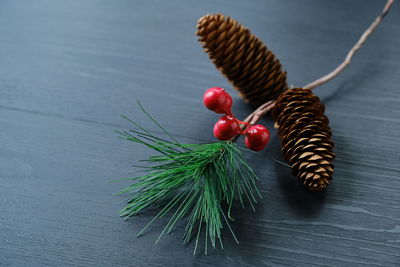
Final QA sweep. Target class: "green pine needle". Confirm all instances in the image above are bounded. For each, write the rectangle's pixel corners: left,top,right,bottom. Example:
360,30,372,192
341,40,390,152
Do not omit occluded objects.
116,102,261,254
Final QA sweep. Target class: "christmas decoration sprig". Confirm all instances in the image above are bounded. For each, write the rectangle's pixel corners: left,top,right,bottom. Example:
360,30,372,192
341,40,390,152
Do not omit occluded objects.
115,101,261,254
115,0,394,255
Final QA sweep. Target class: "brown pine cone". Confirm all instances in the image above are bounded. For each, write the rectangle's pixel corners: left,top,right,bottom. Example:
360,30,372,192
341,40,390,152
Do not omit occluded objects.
272,88,335,191
196,14,288,106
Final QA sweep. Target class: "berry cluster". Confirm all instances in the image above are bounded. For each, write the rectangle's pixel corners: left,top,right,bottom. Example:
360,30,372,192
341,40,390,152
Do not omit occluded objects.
203,87,270,151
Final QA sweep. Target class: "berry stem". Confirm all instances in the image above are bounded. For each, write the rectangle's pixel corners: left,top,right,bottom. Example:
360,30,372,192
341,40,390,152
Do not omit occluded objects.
232,119,251,135
236,120,251,126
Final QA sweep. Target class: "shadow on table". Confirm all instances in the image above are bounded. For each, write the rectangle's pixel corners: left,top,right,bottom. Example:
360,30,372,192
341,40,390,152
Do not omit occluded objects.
274,159,327,218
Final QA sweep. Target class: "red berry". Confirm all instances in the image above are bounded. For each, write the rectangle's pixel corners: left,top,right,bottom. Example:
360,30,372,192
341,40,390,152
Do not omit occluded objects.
203,87,232,114
213,115,240,141
245,125,270,151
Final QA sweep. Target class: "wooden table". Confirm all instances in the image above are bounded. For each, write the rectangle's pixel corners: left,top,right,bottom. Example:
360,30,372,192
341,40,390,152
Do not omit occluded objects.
0,0,399,266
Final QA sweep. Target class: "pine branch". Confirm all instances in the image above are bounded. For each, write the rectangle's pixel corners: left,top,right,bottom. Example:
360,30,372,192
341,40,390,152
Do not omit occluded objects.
115,103,261,254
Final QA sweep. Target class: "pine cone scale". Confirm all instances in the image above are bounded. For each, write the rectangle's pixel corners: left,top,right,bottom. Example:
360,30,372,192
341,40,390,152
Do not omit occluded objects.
272,88,336,191
197,14,288,105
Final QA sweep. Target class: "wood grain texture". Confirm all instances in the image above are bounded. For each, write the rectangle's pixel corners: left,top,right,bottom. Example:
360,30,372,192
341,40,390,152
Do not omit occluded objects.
0,0,399,266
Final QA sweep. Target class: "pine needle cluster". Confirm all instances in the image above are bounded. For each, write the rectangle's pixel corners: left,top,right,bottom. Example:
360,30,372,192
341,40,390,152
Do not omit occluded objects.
115,102,261,254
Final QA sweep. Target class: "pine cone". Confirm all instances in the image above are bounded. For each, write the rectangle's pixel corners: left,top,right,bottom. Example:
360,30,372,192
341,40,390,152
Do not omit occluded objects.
196,14,288,106
272,88,335,191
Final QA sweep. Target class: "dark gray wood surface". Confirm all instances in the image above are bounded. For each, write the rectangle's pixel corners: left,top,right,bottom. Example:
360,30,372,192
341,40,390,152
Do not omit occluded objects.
0,0,399,266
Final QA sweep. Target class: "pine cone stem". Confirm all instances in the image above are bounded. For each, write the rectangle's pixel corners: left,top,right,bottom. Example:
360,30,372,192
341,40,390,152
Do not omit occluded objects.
303,0,394,90
235,0,394,127
247,101,276,125
231,100,275,142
